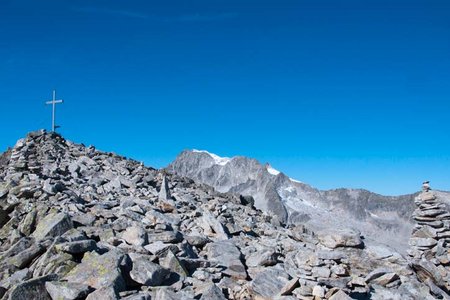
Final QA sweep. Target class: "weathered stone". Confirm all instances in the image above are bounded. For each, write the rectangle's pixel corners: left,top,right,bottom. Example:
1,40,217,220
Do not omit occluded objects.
147,231,183,244
316,250,345,261
185,235,210,247
365,268,391,283
129,253,169,286
153,288,179,300
199,283,227,300
55,239,97,254
318,229,362,249
331,264,348,277
249,266,290,299
18,209,37,236
371,272,399,287
64,250,126,292
312,285,325,298
144,241,177,255
279,278,300,296
122,226,148,247
72,214,96,226
32,212,73,241
159,176,172,201
205,241,247,280
312,266,331,278
409,237,437,248
200,211,229,240
7,244,45,269
120,292,152,300
8,274,57,300
329,290,353,300
159,250,188,279
45,281,93,300
411,259,446,289
246,248,278,267
85,287,119,300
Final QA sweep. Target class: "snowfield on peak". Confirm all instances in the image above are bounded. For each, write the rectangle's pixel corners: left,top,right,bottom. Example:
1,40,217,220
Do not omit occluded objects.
266,165,281,176
192,149,231,166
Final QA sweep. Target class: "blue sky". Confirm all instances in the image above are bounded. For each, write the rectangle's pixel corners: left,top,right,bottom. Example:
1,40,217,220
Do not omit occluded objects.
1,0,449,195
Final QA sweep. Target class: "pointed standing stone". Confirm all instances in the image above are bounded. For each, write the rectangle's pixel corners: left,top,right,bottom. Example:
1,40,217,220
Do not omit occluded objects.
158,176,172,201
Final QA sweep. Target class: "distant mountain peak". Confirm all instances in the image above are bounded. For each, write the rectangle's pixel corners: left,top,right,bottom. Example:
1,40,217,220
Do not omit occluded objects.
167,148,437,252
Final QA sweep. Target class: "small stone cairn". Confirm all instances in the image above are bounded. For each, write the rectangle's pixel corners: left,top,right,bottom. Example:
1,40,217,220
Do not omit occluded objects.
408,181,450,298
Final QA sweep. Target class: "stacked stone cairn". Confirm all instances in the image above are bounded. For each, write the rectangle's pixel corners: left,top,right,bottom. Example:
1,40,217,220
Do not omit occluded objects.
408,185,450,299
0,130,448,299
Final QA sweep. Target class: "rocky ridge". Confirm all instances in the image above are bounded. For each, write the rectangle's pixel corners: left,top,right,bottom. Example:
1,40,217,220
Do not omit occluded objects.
0,130,447,299
168,150,418,252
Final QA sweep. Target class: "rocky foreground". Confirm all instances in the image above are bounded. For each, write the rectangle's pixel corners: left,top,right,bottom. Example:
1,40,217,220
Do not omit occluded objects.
0,131,448,299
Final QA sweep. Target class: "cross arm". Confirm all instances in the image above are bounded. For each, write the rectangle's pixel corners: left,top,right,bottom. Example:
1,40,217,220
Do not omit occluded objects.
46,100,64,105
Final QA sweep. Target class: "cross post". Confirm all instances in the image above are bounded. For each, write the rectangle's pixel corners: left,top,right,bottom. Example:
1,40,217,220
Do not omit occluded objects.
45,90,64,132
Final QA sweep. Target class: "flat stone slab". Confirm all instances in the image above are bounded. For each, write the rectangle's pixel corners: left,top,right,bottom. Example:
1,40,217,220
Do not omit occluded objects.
32,212,73,241
63,250,126,292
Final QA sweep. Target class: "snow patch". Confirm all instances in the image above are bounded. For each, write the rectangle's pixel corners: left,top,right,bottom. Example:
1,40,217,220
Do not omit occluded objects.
192,149,231,166
267,166,280,176
290,178,303,184
368,211,381,219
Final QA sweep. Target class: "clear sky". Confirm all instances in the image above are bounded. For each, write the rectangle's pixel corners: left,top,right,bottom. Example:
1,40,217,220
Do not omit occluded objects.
1,0,449,195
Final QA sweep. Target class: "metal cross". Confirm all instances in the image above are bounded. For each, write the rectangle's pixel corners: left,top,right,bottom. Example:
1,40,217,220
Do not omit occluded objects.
45,90,64,132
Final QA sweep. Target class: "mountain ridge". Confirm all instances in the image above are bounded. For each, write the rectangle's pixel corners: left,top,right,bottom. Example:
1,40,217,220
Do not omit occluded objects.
168,149,446,252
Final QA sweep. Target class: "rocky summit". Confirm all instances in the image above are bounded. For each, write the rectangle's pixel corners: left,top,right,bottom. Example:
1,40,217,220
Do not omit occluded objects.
0,130,449,300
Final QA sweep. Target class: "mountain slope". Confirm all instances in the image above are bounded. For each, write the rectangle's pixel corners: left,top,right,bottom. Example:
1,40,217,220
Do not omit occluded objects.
168,150,422,252
0,131,448,299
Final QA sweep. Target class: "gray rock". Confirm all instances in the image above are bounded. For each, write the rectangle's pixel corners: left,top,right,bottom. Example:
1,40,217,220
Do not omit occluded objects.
129,254,169,286
205,241,247,280
55,240,97,254
8,274,57,300
329,290,353,300
318,229,363,249
122,226,148,247
200,211,229,240
63,250,126,292
7,244,45,268
199,283,226,300
45,281,92,300
312,285,325,298
18,209,37,236
246,248,278,267
185,235,209,247
365,268,391,283
410,259,446,289
159,176,172,201
85,287,119,300
32,212,73,241
159,250,188,279
409,237,437,248
147,231,182,244
153,288,180,300
371,272,399,286
249,266,290,299
121,292,152,300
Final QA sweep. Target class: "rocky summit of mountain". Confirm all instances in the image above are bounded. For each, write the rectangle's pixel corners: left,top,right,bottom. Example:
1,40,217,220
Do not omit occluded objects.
168,150,450,253
0,131,449,300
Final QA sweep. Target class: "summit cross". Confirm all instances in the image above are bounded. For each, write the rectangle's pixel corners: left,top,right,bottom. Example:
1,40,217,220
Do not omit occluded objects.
45,90,64,132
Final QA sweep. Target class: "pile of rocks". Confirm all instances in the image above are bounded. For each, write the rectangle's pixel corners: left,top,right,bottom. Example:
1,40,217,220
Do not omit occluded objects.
0,130,445,299
408,190,450,298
